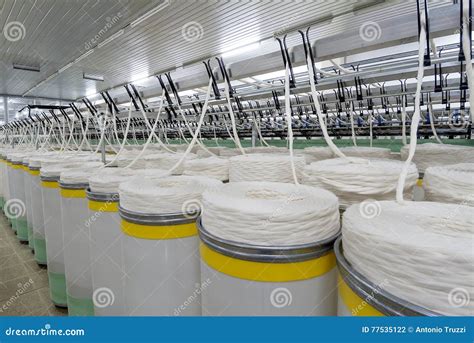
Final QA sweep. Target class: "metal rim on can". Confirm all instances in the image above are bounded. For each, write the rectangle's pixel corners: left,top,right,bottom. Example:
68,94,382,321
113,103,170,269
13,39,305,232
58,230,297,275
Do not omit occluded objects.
86,188,119,203
40,175,60,182
29,166,40,171
119,206,197,226
58,182,89,190
334,236,440,316
198,219,339,263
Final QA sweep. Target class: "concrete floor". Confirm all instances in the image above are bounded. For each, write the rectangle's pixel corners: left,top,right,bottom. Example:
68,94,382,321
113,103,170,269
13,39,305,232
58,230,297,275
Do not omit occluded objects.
0,214,67,316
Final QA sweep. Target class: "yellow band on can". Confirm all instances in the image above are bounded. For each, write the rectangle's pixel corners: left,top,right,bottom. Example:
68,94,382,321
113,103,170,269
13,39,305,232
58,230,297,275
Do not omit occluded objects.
121,219,197,240
200,243,336,282
6,162,12,166
338,274,384,316
60,188,86,198
416,178,423,187
29,169,40,176
88,200,119,212
41,180,59,188
11,164,22,170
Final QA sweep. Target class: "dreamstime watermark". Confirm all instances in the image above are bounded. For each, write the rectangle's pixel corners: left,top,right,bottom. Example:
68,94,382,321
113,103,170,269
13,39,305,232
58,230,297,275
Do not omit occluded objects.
5,323,85,336
4,198,26,219
448,287,470,308
0,279,34,313
181,21,204,42
85,194,119,228
181,198,203,219
93,287,115,308
358,199,381,219
84,12,123,50
351,278,389,316
3,21,26,42
270,287,292,308
359,21,382,42
174,278,212,315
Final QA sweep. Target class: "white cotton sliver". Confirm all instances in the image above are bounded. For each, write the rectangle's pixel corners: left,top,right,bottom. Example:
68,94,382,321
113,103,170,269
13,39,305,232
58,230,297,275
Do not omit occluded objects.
339,146,391,159
342,201,474,316
59,162,105,184
144,152,198,174
400,143,474,173
183,157,229,181
301,146,334,164
229,153,306,183
423,163,474,205
201,181,340,246
303,158,418,208
119,175,222,214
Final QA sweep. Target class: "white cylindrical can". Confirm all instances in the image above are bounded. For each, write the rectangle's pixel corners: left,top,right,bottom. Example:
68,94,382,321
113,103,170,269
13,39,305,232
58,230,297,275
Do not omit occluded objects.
334,237,438,316
4,159,14,223
87,189,124,316
30,166,47,265
23,161,34,250
199,221,338,316
60,181,95,316
41,175,67,307
9,159,28,241
120,207,201,316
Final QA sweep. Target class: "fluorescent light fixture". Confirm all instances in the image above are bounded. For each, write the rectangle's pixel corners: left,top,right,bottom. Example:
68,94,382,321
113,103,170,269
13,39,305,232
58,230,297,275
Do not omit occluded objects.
98,29,124,48
178,90,197,97
13,63,40,72
130,0,170,28
83,73,104,82
85,87,97,97
221,42,260,58
75,49,94,63
58,62,74,73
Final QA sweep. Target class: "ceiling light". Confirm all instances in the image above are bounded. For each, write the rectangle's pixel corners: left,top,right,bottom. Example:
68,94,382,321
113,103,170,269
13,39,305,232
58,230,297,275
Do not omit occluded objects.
83,73,104,82
221,42,260,58
13,63,40,72
130,0,170,28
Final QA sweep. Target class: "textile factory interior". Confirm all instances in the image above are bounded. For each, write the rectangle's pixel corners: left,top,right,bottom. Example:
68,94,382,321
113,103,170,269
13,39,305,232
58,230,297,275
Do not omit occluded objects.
0,0,472,333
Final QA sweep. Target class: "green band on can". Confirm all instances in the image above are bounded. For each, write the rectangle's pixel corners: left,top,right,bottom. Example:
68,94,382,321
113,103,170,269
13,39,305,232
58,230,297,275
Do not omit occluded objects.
34,237,47,265
16,217,28,241
67,294,95,316
0,196,4,209
48,272,67,307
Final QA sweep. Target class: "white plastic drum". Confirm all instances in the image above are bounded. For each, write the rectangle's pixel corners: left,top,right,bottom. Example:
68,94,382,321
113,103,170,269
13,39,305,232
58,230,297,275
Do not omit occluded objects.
60,181,95,316
120,208,201,316
23,159,34,250
41,175,67,307
87,190,124,316
199,222,338,316
8,156,28,241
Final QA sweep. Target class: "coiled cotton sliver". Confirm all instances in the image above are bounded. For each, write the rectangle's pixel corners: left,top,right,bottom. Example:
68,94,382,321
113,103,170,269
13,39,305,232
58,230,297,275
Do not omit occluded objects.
184,157,229,181
342,201,474,316
41,161,103,178
423,163,474,205
303,158,418,208
202,181,340,246
144,153,198,174
88,168,170,194
229,153,306,183
400,143,474,173
340,146,392,159
119,175,222,214
301,146,334,164
59,163,105,184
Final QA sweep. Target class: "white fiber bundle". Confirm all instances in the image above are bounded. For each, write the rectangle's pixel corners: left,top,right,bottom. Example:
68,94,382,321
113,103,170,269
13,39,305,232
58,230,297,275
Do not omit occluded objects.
301,146,334,163
41,161,102,178
342,201,474,316
246,146,288,154
89,168,169,194
196,147,222,157
184,157,229,181
59,162,104,184
229,153,306,183
201,181,340,246
219,148,243,158
423,163,474,205
340,146,392,159
119,175,221,214
303,158,418,208
400,143,474,173
116,150,152,169
144,153,197,174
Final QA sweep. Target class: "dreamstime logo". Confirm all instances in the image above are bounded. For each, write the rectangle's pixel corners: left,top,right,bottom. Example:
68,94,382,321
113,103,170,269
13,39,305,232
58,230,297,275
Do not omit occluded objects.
181,21,204,42
359,199,381,219
448,288,470,308
447,111,469,130
84,12,123,50
182,198,202,219
3,21,26,42
4,199,26,219
270,287,292,308
93,287,115,308
359,21,381,42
